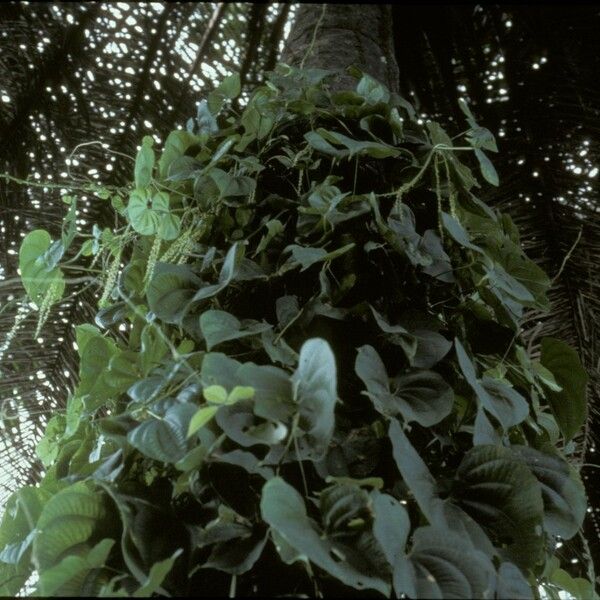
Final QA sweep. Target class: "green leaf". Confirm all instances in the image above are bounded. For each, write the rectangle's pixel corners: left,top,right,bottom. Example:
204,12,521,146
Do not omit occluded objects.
33,482,106,570
158,213,181,241
127,404,196,463
455,339,528,439
203,532,267,575
512,445,586,539
284,242,355,272
454,445,544,569
304,130,348,159
158,130,197,180
200,309,271,351
441,212,483,253
147,263,201,323
132,549,183,597
19,229,65,305
356,74,390,104
316,128,400,159
108,350,142,390
320,483,370,532
496,562,533,599
191,242,245,302
140,324,169,376
369,307,417,362
388,418,439,521
187,406,218,437
134,136,155,189
208,73,241,113
127,190,159,235
474,148,499,186
36,415,66,467
540,337,588,441
0,487,50,595
356,346,453,426
228,386,255,403
209,168,256,199
291,338,337,461
37,538,114,597
371,491,410,566
393,526,496,600
550,568,598,600
260,477,390,595
203,385,228,404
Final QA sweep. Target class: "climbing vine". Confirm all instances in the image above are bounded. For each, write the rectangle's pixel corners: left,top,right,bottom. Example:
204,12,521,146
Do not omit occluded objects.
0,65,594,598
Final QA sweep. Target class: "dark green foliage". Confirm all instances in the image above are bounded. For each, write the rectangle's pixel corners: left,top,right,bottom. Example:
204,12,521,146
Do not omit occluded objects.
0,67,592,597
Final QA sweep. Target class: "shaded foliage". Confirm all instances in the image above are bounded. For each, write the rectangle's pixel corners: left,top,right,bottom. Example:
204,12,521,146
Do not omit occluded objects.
0,0,598,586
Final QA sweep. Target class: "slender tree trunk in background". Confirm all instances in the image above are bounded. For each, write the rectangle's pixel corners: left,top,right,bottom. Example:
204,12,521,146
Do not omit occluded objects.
281,4,399,93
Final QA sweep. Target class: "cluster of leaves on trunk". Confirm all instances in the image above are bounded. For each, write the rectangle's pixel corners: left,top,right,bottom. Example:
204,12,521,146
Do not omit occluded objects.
0,66,593,598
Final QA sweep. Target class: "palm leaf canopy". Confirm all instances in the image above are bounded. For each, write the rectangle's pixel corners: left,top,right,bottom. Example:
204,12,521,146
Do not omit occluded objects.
0,1,598,573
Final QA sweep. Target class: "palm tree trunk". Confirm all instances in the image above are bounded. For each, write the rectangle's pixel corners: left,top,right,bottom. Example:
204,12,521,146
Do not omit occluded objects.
281,4,399,93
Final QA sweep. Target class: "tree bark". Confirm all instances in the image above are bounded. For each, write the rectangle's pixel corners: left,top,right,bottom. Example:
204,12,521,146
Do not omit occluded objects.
281,4,399,93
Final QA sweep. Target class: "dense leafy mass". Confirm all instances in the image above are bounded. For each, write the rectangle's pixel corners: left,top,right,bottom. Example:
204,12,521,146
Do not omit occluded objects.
0,66,593,598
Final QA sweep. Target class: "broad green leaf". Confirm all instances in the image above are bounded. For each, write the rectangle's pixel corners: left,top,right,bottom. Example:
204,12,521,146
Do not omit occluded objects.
33,482,106,570
512,445,586,539
236,362,294,423
209,168,256,199
441,212,483,253
304,130,348,159
127,403,196,463
371,491,410,566
454,445,544,568
140,324,169,376
228,386,255,403
19,229,65,305
393,526,496,600
187,406,218,437
320,483,370,532
254,219,284,255
208,73,241,113
540,337,588,441
356,346,453,426
127,190,159,235
203,385,228,404
158,213,181,241
496,562,533,599
455,339,528,439
284,242,355,272
474,148,499,186
291,338,337,460
550,568,598,600
369,307,417,361
356,74,390,104
216,401,288,448
260,477,390,595
158,130,197,179
389,418,439,521
191,242,245,302
200,309,271,350
134,136,155,189
0,487,50,595
166,155,203,181
147,263,201,323
36,415,66,467
108,350,142,390
132,549,183,597
37,538,114,597
203,532,267,575
316,128,400,159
